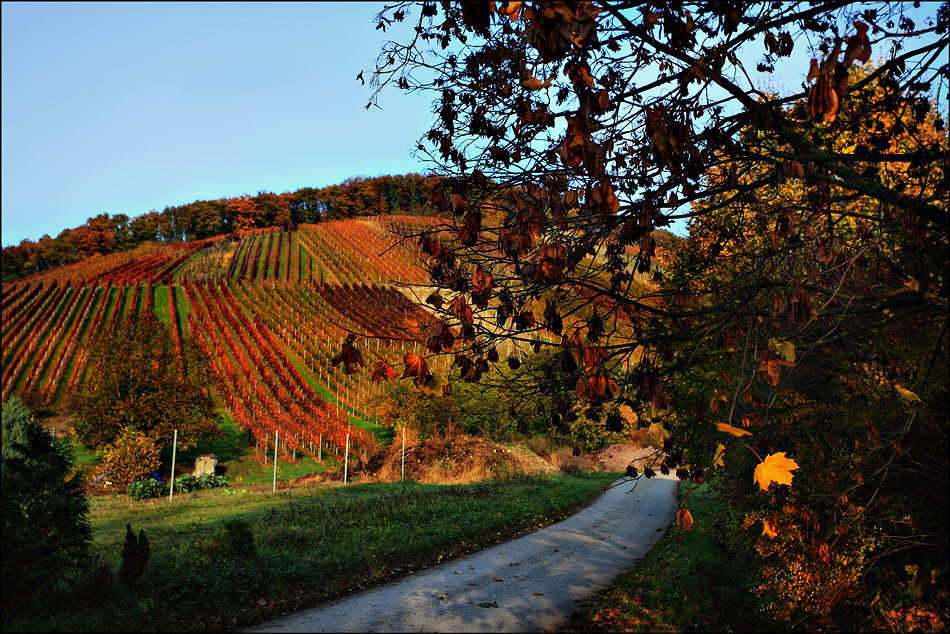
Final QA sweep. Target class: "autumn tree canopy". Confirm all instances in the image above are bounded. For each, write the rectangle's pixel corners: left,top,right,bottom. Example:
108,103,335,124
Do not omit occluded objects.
71,312,221,450
361,2,947,626
365,0,946,448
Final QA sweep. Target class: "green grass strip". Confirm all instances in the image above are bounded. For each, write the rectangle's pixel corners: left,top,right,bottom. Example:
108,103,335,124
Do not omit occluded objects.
568,481,765,633
152,284,171,326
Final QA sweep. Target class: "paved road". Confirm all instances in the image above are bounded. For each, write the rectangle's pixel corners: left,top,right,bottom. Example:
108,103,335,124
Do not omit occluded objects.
247,475,678,633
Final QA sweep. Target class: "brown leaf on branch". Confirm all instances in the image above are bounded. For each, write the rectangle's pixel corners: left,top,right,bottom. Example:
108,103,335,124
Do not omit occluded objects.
371,361,399,383
843,21,871,66
575,375,619,403
330,334,366,375
579,345,608,374
449,295,474,326
543,300,563,335
451,193,468,213
402,352,430,387
676,508,694,531
587,179,620,215
471,267,494,307
425,323,456,353
425,290,445,309
758,354,796,386
520,74,553,91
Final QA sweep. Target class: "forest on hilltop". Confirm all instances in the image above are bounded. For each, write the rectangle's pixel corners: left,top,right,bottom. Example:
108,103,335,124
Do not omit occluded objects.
1,173,443,282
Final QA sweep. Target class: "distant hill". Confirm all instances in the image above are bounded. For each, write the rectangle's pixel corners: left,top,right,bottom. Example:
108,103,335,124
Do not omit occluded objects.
1,215,443,461
2,204,679,465
1,173,442,283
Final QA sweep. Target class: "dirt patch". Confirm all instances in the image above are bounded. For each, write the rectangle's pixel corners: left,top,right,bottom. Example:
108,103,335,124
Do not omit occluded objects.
581,443,665,473
308,434,564,485
292,439,664,487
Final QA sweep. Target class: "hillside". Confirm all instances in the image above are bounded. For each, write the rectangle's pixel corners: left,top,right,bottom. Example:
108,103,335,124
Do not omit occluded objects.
1,208,679,467
1,215,444,462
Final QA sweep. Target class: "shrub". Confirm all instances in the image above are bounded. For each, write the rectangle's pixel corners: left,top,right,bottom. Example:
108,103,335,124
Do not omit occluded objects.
96,428,161,489
212,519,256,559
220,519,257,558
126,472,228,500
118,524,150,590
1,397,92,616
126,478,164,501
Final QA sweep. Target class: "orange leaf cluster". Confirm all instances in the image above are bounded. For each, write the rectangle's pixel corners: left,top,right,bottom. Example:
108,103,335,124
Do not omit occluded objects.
575,375,619,403
676,508,694,531
806,21,871,122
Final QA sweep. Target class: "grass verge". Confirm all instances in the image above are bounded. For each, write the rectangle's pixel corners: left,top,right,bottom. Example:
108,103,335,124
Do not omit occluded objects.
4,472,618,633
566,480,768,633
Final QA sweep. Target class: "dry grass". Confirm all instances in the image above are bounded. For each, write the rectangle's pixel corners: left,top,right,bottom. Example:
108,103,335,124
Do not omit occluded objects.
317,432,582,485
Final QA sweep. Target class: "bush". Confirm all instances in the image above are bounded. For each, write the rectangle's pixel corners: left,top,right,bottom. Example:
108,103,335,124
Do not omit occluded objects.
212,519,256,559
118,524,150,590
126,472,228,500
1,397,92,616
96,428,161,489
126,478,164,500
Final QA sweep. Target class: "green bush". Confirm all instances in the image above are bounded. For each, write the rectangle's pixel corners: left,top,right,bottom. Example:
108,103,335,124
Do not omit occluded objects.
126,473,228,500
1,397,92,616
118,524,150,590
215,519,256,559
126,478,164,500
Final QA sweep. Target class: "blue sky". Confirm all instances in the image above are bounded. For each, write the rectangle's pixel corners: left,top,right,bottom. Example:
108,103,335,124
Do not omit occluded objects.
3,3,943,248
1,2,433,247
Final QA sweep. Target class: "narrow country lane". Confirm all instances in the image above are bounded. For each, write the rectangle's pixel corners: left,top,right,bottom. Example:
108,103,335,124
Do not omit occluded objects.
246,475,678,633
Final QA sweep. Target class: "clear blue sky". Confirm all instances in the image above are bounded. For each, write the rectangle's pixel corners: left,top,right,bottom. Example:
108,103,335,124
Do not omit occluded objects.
3,3,943,248
1,2,433,247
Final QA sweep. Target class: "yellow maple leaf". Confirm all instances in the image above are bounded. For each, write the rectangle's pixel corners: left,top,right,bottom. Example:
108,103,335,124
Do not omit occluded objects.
630,421,669,450
712,443,726,468
894,384,921,402
761,519,779,539
769,338,796,363
716,422,752,437
753,452,799,490
520,75,553,91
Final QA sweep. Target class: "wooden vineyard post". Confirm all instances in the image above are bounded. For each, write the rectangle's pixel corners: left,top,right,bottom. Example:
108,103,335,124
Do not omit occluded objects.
318,432,322,462
169,429,178,503
401,427,406,482
344,433,350,485
272,429,279,494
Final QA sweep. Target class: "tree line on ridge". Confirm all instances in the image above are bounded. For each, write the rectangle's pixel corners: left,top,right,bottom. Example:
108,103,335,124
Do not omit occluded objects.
1,173,442,282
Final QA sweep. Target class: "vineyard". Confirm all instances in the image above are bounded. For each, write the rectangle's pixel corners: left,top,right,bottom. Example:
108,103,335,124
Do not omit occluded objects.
0,215,446,463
